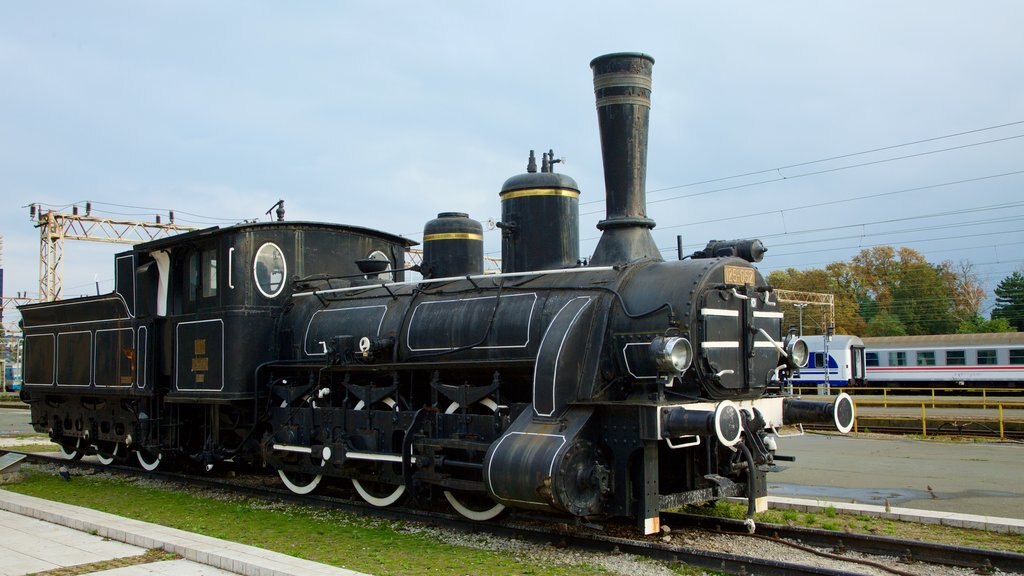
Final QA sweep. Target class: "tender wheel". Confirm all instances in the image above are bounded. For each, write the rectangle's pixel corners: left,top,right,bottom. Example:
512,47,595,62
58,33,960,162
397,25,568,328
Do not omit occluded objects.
352,397,406,507
136,449,162,471
95,442,120,466
442,398,505,521
57,438,84,461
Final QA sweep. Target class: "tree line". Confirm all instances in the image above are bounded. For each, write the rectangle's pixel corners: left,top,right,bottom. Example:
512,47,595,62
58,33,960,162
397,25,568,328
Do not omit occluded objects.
767,246,1024,336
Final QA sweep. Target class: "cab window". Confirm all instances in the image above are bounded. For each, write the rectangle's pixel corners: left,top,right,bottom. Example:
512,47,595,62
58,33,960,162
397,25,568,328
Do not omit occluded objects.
254,242,287,298
202,248,218,298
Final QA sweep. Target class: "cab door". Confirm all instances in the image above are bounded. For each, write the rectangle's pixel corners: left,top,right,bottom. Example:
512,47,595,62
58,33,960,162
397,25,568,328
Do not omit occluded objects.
170,243,225,394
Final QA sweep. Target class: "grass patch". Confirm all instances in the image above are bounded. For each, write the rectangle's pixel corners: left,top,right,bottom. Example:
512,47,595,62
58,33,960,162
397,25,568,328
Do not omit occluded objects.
685,501,1024,554
11,443,61,453
4,468,628,576
28,548,180,576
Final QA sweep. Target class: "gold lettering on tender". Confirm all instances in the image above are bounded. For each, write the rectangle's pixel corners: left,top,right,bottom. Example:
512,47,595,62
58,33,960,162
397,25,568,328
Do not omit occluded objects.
196,373,205,383
120,376,133,385
195,339,206,355
724,265,755,286
192,357,209,372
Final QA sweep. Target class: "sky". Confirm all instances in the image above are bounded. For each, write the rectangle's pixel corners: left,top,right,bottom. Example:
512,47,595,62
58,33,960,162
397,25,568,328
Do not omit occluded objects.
2,1,1023,328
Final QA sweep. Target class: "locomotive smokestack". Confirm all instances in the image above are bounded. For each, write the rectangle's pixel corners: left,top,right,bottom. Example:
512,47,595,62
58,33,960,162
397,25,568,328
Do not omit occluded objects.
589,52,662,266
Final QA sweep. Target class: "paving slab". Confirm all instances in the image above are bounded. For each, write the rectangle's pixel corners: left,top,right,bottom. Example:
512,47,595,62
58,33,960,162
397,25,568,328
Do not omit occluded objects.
0,490,370,576
0,508,144,576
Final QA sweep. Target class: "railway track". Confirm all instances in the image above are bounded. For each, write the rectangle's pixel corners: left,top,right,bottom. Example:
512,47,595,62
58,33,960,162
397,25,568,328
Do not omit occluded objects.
6,450,1021,576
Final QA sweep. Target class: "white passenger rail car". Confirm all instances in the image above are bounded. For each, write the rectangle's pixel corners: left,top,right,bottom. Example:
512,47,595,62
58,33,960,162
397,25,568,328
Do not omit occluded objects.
862,333,1024,389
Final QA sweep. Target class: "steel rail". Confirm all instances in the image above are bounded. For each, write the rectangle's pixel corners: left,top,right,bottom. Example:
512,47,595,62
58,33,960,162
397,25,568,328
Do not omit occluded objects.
8,451,1019,575
663,511,1024,574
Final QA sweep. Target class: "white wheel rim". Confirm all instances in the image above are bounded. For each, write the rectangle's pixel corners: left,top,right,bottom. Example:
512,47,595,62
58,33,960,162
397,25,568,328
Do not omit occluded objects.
443,491,506,521
275,397,326,494
351,396,405,506
136,450,162,471
278,469,323,495
443,397,505,520
353,480,406,507
58,438,80,460
96,443,119,465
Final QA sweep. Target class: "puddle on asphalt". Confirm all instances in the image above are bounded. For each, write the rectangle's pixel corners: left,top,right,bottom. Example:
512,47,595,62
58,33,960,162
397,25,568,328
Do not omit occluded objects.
769,483,929,505
769,483,1021,506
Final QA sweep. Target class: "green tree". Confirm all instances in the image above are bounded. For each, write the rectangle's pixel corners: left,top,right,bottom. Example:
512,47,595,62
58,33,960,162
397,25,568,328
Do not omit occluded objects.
863,310,907,336
958,316,1014,333
992,271,1024,331
940,260,985,326
766,266,865,335
768,246,982,337
890,262,957,335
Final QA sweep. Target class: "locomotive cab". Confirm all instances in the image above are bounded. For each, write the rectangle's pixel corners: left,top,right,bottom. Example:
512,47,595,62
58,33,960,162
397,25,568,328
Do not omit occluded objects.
20,220,414,467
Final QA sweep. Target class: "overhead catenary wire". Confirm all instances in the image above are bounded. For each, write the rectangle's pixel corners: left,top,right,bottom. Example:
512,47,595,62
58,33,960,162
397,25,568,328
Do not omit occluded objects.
580,119,1024,207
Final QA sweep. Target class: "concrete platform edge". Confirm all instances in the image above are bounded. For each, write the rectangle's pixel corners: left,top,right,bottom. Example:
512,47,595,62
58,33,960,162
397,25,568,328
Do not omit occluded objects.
0,489,369,576
726,495,1024,534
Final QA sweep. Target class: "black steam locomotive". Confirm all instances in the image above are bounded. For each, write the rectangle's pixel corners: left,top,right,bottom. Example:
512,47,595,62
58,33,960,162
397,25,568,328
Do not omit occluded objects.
18,53,853,534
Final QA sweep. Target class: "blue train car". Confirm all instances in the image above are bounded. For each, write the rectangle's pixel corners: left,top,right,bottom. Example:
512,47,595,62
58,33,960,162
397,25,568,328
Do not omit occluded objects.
4,363,21,391
789,335,867,388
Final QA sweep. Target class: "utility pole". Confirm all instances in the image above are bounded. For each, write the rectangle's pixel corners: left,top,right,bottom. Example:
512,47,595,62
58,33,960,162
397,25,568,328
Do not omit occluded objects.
793,303,807,336
29,203,196,301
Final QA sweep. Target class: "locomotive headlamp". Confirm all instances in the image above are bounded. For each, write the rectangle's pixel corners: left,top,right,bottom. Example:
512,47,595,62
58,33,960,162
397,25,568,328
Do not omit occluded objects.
651,336,693,375
783,333,809,369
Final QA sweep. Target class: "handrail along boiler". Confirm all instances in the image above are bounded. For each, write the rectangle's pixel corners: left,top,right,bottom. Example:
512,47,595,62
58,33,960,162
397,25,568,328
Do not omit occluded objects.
18,52,853,533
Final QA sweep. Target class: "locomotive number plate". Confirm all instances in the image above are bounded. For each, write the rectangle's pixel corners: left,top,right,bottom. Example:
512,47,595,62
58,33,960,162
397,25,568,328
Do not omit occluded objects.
724,265,755,286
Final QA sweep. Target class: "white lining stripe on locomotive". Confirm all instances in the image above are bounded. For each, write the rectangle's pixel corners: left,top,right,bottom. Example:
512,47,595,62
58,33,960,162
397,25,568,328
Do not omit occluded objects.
57,331,93,387
174,319,225,392
701,341,779,349
23,333,55,386
622,342,656,379
701,341,739,348
115,253,137,317
19,294,134,329
406,293,537,352
534,297,593,418
303,305,388,356
94,327,135,388
137,325,149,390
487,431,566,507
701,308,783,320
294,266,617,297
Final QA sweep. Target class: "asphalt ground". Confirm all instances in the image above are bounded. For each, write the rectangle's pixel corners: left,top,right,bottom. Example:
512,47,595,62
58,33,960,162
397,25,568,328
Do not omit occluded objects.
0,406,33,435
769,432,1024,519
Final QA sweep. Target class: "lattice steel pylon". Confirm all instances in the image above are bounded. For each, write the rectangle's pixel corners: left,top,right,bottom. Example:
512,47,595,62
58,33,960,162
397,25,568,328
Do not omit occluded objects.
31,203,197,301
773,289,835,333
405,248,503,275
